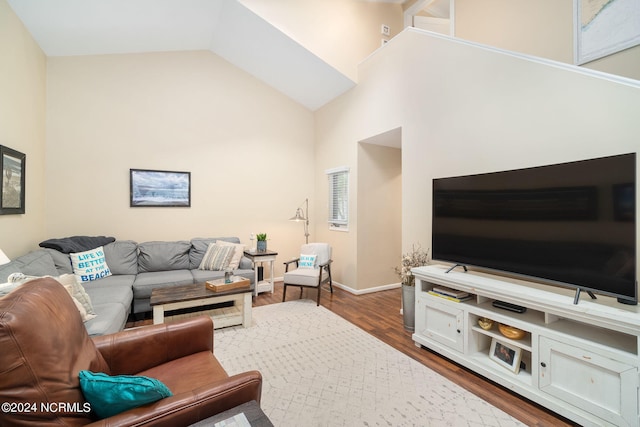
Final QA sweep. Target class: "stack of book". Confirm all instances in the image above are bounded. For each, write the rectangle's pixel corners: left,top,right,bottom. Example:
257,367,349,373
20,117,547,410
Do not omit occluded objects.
428,286,473,302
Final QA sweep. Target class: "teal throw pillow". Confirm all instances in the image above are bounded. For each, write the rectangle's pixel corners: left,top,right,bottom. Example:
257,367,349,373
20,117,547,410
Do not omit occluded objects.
79,370,173,419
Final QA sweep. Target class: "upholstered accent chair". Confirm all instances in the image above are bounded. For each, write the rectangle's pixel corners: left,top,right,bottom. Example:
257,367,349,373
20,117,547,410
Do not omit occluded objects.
282,243,333,306
0,277,262,426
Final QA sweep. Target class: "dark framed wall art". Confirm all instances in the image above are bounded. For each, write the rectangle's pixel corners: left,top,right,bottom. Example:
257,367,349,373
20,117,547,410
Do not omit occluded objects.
130,169,191,207
1,146,26,215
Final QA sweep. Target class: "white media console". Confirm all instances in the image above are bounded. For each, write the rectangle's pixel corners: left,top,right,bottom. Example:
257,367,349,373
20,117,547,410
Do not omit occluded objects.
412,264,640,427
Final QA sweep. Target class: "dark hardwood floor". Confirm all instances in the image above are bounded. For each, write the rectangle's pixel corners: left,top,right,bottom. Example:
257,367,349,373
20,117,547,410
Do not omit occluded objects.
129,282,578,427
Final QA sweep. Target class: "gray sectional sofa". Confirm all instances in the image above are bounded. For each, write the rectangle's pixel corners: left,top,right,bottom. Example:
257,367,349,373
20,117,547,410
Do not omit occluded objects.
0,237,254,336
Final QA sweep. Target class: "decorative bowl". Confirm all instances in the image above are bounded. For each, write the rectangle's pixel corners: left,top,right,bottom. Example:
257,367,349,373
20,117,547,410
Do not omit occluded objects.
477,317,494,330
498,323,526,340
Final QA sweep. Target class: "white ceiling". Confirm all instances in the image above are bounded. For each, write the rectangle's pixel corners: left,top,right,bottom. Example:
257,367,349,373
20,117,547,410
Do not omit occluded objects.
6,0,356,111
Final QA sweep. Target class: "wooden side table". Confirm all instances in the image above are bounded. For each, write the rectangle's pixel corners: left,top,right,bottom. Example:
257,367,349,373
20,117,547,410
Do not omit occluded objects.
243,250,277,296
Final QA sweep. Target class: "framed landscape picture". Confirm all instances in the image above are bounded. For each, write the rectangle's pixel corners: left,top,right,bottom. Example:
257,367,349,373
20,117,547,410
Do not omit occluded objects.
130,169,191,207
1,145,26,215
575,0,640,64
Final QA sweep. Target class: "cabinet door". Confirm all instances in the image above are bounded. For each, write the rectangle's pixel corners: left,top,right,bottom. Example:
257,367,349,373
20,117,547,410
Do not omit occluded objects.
417,298,464,353
539,336,638,426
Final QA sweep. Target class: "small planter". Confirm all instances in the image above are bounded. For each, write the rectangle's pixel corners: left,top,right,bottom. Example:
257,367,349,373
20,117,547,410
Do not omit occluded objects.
256,241,267,252
402,284,415,332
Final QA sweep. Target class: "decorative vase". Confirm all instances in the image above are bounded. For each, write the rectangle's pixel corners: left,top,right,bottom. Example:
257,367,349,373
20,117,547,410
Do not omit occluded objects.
402,284,415,332
257,241,267,252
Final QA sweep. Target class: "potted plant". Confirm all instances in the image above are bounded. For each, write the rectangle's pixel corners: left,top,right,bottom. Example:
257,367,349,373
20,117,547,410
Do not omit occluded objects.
395,244,429,331
256,233,267,252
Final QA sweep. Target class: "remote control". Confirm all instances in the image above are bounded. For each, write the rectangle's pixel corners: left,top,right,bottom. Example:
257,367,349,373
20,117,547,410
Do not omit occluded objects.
492,300,527,313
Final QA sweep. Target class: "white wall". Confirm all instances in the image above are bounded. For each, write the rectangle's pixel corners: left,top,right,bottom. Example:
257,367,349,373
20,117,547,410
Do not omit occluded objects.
45,50,315,277
316,28,640,290
0,0,47,259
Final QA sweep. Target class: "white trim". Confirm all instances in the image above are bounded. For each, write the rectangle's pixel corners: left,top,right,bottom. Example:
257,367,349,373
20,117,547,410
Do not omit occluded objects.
325,166,350,175
332,281,402,295
274,279,401,295
363,27,640,89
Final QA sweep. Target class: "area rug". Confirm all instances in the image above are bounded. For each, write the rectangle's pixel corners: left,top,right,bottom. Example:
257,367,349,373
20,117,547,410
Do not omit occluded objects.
213,299,524,427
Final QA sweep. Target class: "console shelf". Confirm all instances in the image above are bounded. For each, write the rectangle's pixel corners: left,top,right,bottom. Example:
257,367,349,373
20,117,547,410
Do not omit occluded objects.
412,265,640,427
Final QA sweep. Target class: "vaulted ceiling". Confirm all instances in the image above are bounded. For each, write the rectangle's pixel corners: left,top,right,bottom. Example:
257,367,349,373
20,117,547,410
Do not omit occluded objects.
7,0,449,111
7,0,356,111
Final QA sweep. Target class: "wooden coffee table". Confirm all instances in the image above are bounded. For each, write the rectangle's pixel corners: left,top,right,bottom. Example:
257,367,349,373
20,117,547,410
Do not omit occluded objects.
150,278,254,329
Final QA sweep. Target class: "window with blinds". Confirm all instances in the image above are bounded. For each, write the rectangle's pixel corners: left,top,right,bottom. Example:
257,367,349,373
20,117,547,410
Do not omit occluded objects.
326,166,349,230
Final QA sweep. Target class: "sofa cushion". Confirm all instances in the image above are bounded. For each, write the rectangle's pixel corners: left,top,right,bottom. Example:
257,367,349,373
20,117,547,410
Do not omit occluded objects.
71,246,112,283
189,237,241,269
13,250,58,278
44,248,74,274
138,241,191,273
0,262,21,283
85,302,129,337
84,282,133,308
79,370,173,419
133,270,194,299
0,278,110,426
104,240,139,275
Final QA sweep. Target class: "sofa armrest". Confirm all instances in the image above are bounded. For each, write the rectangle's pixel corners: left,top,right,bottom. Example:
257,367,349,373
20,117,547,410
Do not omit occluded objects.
93,316,214,375
86,371,263,427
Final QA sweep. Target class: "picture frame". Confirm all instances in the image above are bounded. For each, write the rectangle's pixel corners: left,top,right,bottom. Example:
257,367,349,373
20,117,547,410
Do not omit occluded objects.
489,338,523,374
130,169,191,207
1,146,26,215
574,0,640,64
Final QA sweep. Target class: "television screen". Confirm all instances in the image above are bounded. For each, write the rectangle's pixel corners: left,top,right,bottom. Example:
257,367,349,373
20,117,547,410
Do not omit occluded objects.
432,153,636,303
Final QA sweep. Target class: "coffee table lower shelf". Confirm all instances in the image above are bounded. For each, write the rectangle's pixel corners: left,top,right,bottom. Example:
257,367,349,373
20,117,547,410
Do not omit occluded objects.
150,281,254,329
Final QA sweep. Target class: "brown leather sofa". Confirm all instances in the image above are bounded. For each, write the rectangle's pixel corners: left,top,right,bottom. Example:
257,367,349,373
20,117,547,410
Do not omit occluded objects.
0,277,262,426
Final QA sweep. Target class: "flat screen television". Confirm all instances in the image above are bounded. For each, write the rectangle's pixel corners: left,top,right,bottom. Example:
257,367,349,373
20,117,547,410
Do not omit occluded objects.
432,153,636,304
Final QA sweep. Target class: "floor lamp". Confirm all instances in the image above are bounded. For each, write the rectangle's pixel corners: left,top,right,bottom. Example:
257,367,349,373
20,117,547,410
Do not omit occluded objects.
289,198,310,244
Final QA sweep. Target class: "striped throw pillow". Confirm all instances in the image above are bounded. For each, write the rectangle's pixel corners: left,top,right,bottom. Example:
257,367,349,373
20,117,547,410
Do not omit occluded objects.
199,244,234,271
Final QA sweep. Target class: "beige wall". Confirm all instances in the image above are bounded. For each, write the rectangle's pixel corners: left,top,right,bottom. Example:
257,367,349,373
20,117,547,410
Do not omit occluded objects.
357,142,402,290
45,51,315,277
316,28,640,290
455,0,574,63
453,0,640,81
240,0,403,81
0,0,47,259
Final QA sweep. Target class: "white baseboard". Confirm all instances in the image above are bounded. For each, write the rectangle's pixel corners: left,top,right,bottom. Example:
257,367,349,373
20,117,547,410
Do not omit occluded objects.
332,281,401,295
273,277,402,296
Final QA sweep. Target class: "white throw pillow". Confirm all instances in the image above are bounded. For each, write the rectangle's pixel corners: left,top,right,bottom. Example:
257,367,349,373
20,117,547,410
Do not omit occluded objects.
70,246,112,283
215,240,246,270
199,243,234,271
299,254,317,269
55,273,96,318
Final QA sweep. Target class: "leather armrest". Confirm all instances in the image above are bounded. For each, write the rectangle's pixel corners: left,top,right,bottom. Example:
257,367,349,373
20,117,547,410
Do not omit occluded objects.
93,316,214,375
86,371,263,427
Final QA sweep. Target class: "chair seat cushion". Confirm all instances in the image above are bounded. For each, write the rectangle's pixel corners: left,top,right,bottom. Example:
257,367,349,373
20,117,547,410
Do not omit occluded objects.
284,268,328,288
